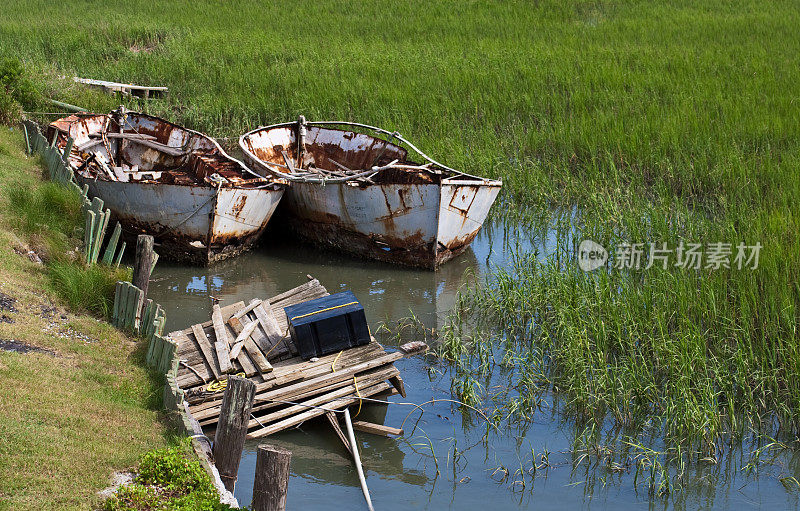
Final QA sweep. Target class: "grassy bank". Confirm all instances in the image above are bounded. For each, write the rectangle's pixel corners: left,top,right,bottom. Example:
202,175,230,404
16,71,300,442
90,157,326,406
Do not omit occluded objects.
0,127,169,510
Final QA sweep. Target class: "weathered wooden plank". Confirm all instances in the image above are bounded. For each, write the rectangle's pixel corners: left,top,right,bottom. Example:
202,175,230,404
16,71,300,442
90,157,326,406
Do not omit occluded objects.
192,360,399,423
114,241,126,267
388,375,406,398
112,281,123,327
251,302,288,359
185,342,385,405
232,299,262,320
177,302,245,347
212,304,233,374
191,323,221,379
159,337,178,375
268,279,321,304
325,412,353,456
84,210,96,265
132,235,154,318
247,382,391,439
245,366,399,424
230,320,259,359
244,337,273,375
234,345,259,377
149,335,163,369
351,421,403,437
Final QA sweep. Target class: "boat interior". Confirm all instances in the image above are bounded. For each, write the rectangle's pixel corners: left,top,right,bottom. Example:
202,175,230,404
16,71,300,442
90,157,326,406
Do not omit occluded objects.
242,126,476,185
49,112,275,189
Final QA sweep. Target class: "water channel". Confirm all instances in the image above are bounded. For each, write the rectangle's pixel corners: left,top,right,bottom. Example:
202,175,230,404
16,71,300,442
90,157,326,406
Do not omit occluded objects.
147,217,798,510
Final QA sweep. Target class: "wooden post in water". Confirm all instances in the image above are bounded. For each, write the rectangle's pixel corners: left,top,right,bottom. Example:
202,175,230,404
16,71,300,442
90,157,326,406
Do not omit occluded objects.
132,234,154,321
212,376,256,492
252,444,292,511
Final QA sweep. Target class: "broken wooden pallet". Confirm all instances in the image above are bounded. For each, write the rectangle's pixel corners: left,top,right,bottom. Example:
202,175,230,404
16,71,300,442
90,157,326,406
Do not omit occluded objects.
169,276,422,439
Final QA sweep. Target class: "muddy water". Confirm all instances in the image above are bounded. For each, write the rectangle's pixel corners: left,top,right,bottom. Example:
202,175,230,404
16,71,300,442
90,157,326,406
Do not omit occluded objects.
147,217,798,510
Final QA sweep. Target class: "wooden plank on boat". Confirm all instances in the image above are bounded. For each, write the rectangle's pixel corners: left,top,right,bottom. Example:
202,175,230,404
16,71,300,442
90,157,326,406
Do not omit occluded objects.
268,278,321,305
389,375,406,398
245,365,399,420
400,341,429,355
243,336,274,375
234,348,259,378
184,341,385,406
178,302,245,345
227,312,273,375
192,358,399,422
352,421,403,437
244,375,391,430
212,304,232,374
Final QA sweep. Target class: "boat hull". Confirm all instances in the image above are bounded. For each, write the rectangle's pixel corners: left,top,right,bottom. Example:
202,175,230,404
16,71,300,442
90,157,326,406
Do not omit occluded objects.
76,175,284,265
239,121,501,269
272,179,500,269
47,110,287,265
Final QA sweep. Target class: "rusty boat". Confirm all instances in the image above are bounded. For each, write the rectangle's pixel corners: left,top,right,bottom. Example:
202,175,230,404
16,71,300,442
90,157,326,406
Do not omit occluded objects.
239,118,502,269
47,109,287,264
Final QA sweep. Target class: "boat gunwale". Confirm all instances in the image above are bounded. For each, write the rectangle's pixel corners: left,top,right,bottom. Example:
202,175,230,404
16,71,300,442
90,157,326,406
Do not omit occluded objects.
51,110,288,191
239,120,503,187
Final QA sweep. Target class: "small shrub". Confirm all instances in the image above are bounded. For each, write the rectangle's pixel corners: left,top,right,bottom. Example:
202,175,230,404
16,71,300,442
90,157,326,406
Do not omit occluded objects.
0,58,40,124
104,443,239,511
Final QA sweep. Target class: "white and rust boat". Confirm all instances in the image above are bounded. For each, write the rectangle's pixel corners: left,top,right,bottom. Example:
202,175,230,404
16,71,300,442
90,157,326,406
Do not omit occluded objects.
239,118,502,269
47,109,287,264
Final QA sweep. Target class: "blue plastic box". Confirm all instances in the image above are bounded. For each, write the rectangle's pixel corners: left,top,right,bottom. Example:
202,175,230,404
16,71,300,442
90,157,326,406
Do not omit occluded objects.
284,290,370,360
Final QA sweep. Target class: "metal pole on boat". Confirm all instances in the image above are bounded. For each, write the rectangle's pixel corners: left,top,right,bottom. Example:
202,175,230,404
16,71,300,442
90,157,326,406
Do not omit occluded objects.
343,408,375,511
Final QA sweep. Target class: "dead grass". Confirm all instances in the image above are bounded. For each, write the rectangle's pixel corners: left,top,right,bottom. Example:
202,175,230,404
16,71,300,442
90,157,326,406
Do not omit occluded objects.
0,127,168,510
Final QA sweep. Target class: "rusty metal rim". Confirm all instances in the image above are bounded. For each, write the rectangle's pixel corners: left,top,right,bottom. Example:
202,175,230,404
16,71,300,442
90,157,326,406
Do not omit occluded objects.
239,120,503,186
57,109,286,189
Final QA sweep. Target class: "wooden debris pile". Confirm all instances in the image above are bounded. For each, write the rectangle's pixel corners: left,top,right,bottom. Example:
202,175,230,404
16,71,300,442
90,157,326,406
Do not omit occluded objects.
169,277,421,439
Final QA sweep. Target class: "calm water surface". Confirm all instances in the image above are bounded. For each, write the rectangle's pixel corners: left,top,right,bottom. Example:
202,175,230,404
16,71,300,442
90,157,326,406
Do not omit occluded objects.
148,217,799,510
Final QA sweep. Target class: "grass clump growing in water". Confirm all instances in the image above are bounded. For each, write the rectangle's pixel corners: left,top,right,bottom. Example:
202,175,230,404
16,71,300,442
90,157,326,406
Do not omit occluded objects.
437,194,799,455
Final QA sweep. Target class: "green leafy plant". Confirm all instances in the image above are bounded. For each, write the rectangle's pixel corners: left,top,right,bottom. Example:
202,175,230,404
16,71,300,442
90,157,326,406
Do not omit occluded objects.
104,443,241,511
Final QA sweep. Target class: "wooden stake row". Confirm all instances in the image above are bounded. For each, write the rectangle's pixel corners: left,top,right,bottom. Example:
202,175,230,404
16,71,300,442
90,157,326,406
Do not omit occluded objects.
147,335,179,376
112,281,143,331
21,121,128,268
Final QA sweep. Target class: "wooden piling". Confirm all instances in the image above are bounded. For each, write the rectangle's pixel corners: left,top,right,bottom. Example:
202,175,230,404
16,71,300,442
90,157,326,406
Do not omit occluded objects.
132,235,154,317
251,444,292,511
212,376,256,492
